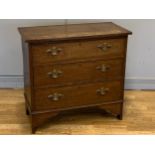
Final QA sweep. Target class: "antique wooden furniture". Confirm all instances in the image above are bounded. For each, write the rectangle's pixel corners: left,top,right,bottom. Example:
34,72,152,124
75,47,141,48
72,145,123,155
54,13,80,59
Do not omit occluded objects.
18,22,132,133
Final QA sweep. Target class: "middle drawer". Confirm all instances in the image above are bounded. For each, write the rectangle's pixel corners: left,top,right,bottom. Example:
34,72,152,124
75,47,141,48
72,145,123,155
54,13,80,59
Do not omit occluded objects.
33,59,123,87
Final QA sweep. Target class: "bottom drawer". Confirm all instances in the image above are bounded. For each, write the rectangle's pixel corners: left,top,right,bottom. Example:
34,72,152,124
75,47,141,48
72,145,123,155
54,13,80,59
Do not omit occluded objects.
34,80,123,111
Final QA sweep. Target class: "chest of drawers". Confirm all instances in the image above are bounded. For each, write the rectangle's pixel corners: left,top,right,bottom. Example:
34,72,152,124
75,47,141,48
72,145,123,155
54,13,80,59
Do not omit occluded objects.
19,22,132,133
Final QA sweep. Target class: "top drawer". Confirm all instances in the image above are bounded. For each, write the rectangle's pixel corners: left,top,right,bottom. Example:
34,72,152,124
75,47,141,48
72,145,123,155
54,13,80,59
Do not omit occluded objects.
31,38,127,65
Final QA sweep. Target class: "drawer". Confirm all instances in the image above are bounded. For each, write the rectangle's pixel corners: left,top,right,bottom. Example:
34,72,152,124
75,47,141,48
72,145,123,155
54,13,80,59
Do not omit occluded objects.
31,38,126,65
33,59,123,87
34,80,123,111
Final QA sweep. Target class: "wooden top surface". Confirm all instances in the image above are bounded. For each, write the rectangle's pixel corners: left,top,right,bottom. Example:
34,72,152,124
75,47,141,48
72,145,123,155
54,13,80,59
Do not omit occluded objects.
18,22,132,42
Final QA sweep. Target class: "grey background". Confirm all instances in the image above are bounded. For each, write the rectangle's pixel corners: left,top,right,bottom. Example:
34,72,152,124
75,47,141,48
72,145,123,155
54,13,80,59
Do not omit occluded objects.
0,19,155,89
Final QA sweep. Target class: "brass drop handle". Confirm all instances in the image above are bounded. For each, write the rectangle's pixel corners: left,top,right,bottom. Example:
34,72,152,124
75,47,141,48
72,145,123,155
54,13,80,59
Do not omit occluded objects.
96,87,109,96
46,46,62,56
48,93,64,101
96,64,110,72
48,69,63,79
97,43,112,51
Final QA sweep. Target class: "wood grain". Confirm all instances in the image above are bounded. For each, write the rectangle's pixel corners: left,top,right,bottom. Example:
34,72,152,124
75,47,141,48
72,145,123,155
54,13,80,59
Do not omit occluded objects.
0,89,155,135
34,80,123,111
31,38,126,65
18,22,132,42
19,22,131,133
33,59,123,87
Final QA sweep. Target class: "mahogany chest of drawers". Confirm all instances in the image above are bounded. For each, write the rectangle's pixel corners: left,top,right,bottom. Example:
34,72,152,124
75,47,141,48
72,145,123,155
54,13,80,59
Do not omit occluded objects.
18,22,132,133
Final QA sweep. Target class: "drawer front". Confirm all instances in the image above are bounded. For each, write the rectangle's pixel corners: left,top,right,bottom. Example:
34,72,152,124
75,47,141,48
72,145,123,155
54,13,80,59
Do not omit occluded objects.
34,59,123,87
34,80,123,111
31,38,126,65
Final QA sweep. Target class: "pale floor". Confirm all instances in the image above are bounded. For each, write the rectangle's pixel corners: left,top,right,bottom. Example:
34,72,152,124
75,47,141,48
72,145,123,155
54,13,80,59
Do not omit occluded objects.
0,89,155,134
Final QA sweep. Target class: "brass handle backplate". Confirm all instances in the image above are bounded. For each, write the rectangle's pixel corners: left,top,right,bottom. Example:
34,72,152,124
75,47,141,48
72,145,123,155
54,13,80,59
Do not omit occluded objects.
48,69,62,79
46,46,62,56
96,64,110,72
97,43,112,51
48,93,64,101
96,87,109,96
